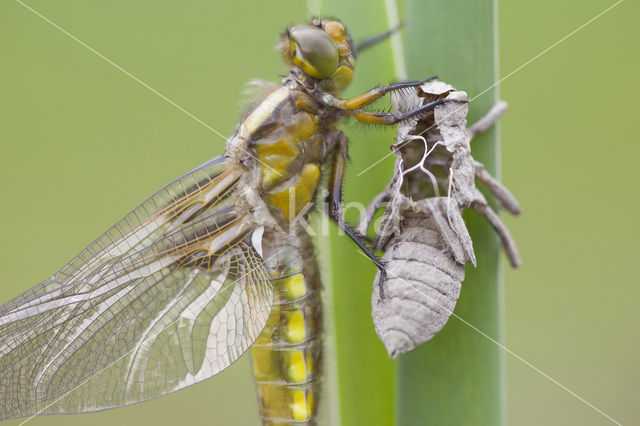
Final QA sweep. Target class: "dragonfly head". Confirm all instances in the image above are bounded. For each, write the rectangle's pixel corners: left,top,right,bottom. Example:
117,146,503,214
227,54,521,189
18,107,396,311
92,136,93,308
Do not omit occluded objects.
281,18,355,93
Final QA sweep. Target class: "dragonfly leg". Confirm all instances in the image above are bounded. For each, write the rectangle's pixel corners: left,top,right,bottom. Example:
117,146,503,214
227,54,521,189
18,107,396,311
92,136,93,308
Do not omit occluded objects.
349,97,468,125
323,76,438,110
326,130,386,274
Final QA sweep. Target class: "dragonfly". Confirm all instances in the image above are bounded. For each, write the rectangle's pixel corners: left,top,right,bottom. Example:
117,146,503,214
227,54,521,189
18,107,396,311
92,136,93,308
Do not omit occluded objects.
0,18,463,425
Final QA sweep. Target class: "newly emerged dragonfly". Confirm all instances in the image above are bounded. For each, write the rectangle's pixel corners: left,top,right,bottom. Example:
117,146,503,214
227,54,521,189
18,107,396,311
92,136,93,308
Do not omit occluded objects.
0,18,463,425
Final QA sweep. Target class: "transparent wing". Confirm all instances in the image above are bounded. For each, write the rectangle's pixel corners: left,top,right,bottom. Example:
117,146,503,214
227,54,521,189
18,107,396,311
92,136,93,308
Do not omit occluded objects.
0,156,274,419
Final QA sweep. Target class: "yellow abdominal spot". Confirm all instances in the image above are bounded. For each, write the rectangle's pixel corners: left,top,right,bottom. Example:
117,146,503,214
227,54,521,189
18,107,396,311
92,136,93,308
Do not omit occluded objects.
287,350,306,383
283,274,307,300
291,389,308,421
285,310,305,343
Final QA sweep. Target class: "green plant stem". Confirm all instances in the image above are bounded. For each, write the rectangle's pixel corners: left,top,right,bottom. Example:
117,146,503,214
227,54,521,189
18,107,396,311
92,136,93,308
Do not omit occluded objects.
308,1,401,425
396,0,504,425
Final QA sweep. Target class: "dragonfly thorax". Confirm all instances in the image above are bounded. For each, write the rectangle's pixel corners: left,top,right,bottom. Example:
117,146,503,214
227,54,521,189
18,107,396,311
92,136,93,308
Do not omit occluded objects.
229,78,337,230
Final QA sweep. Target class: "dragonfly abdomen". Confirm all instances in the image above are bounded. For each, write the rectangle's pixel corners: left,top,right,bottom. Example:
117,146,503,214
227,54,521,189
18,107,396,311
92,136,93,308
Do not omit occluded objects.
250,234,322,425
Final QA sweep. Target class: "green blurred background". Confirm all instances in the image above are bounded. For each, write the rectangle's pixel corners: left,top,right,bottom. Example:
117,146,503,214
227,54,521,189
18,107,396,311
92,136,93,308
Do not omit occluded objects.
0,0,637,425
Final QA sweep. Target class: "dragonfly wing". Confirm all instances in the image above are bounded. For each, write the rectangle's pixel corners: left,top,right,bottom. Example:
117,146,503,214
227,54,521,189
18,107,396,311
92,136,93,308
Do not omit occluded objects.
0,155,235,311
0,156,274,419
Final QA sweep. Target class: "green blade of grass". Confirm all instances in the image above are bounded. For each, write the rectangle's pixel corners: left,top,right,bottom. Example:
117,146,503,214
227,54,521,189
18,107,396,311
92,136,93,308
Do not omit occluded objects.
396,0,504,425
307,1,402,425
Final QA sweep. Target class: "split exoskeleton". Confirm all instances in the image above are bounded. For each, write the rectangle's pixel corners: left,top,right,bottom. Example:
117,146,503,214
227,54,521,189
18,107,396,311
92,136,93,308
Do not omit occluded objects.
358,81,521,358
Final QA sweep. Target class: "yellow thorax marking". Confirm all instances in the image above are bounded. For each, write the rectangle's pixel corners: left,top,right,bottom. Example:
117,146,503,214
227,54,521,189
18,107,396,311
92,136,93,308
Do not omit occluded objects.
254,110,319,189
265,163,320,220
239,87,289,139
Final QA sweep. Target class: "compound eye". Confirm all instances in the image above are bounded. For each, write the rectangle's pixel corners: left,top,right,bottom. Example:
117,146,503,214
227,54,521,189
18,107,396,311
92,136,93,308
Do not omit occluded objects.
288,25,339,79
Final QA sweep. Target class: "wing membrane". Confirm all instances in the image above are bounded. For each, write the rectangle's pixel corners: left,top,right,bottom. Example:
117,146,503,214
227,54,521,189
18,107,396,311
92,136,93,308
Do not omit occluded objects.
0,156,274,419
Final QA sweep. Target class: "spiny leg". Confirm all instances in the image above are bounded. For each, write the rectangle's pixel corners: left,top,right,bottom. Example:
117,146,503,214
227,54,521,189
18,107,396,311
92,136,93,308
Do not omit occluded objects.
323,76,438,110
326,130,387,295
349,98,467,125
